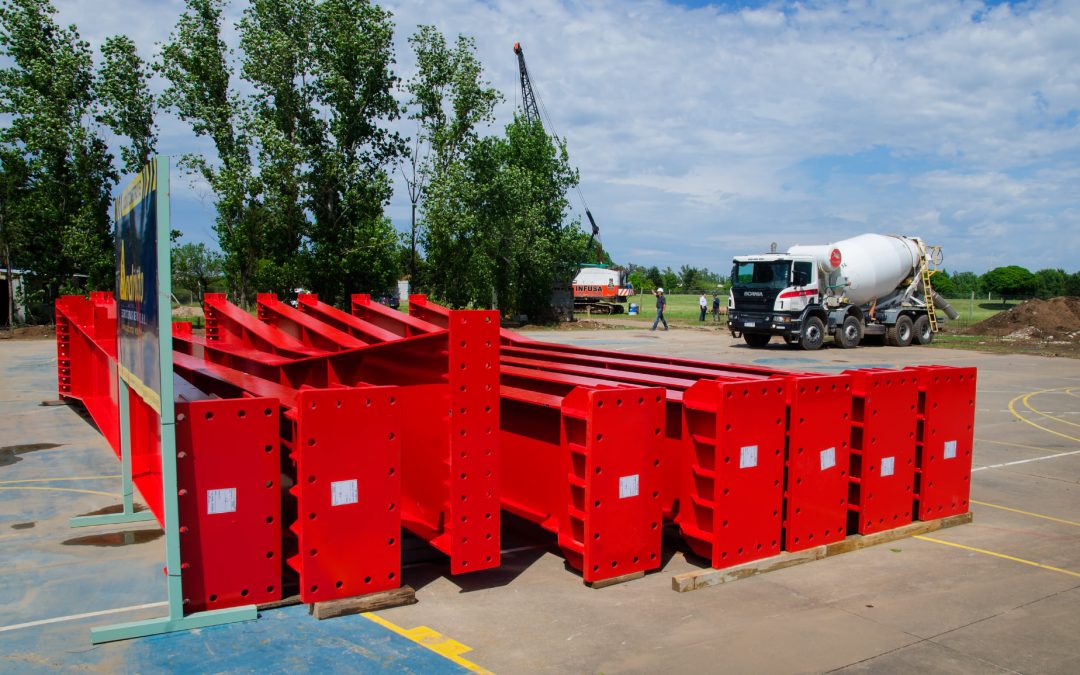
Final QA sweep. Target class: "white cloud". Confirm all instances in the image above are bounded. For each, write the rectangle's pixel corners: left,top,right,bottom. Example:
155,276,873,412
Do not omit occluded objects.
40,0,1080,273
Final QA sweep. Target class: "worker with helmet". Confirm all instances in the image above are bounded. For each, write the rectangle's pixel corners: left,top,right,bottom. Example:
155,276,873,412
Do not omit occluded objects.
651,288,668,331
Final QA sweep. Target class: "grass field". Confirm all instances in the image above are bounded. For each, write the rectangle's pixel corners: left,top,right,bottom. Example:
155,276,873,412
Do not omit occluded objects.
605,293,1007,330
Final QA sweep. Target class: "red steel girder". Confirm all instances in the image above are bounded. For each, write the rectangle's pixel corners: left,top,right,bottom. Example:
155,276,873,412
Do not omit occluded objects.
56,294,122,454
297,294,403,344
256,293,369,351
678,379,787,568
288,387,402,602
352,293,441,338
180,302,505,576
780,374,852,552
845,368,917,535
204,292,323,359
500,381,666,583
175,396,282,612
907,365,976,520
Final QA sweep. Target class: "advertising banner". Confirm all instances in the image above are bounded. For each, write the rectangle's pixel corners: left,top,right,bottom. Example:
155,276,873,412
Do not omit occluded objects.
116,158,167,412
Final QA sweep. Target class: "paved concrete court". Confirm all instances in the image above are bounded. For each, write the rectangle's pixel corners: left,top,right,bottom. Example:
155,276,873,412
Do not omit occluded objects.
1,330,1078,673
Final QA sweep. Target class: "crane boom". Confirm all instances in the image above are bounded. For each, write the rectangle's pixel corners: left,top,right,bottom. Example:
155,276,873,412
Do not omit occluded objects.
513,42,541,125
513,42,600,244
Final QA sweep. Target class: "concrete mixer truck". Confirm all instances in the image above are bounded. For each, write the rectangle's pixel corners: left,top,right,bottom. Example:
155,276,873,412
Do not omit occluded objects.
727,233,960,350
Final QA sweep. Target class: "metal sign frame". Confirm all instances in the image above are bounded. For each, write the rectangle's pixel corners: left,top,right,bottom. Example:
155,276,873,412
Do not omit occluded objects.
70,157,257,643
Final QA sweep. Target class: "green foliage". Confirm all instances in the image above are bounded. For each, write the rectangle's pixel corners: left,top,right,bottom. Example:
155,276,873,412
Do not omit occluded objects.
97,35,157,174
981,265,1037,304
1033,268,1067,298
422,115,584,318
171,241,222,300
159,0,263,305
1065,272,1080,297
0,0,128,299
660,266,679,293
949,271,981,296
930,269,956,297
403,25,502,280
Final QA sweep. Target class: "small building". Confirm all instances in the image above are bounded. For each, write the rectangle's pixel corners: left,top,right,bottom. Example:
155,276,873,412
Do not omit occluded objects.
0,269,28,325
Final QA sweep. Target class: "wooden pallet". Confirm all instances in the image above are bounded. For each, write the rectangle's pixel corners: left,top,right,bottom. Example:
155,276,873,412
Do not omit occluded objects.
672,511,973,593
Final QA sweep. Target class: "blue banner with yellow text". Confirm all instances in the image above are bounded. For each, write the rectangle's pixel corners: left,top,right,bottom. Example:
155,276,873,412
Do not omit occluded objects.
115,159,163,411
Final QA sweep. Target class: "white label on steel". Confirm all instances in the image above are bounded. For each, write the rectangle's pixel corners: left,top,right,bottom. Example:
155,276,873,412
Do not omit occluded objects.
331,479,359,506
943,440,957,459
619,474,639,499
207,488,236,515
881,456,895,477
820,447,836,471
740,445,758,469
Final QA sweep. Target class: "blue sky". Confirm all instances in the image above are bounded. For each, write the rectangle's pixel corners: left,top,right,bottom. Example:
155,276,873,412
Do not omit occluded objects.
43,0,1080,274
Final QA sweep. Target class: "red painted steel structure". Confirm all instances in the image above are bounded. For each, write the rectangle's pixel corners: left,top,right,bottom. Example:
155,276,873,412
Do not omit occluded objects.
178,294,502,578
907,365,976,520
845,368,918,535
55,296,282,613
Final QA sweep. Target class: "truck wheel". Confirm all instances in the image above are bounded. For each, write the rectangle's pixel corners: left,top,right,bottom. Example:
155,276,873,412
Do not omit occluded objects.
836,315,862,349
800,317,825,351
886,315,914,347
913,315,934,345
744,333,771,348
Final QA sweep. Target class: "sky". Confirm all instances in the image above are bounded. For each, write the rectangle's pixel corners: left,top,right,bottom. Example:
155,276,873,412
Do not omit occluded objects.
42,0,1080,274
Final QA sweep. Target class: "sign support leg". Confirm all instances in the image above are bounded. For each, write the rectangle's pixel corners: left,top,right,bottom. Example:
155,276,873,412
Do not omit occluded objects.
70,378,155,528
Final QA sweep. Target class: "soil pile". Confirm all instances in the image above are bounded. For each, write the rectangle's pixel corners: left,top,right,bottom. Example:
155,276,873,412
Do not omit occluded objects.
964,297,1080,341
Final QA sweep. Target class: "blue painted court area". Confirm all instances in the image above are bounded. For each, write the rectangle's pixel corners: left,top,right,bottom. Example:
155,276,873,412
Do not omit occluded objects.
2,604,467,673
0,340,470,674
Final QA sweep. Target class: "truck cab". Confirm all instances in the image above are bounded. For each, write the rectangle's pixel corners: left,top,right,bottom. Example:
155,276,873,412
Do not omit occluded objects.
728,255,823,348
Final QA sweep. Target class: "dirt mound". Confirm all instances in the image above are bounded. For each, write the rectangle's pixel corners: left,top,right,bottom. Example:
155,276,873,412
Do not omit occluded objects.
0,324,55,340
172,305,204,319
964,297,1080,341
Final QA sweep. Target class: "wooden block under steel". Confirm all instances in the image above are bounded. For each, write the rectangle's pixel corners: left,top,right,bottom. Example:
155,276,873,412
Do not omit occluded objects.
672,511,973,593
588,571,645,589
309,585,417,620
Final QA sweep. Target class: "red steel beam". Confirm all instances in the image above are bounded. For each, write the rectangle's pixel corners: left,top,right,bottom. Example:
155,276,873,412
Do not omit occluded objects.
845,368,917,535
500,379,667,583
204,292,323,358
256,293,369,351
297,293,403,344
907,365,976,520
352,293,441,338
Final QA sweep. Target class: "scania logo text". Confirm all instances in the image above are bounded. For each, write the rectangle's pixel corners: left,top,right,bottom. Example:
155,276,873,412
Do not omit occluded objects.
743,291,764,297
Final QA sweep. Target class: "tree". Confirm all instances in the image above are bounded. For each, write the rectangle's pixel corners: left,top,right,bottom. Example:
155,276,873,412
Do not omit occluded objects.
97,35,157,174
645,265,662,289
422,114,584,318
0,0,119,302
660,266,679,293
172,241,222,302
404,26,501,281
679,264,700,291
950,271,981,296
1033,268,1067,299
930,269,956,297
981,265,1037,306
1065,272,1080,297
159,0,262,306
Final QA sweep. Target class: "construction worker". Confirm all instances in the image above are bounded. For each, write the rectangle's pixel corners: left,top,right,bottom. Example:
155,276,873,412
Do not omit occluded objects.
712,293,721,321
651,288,668,331
699,292,708,321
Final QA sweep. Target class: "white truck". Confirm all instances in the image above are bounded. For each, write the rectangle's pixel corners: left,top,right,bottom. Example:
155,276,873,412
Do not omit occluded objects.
727,233,959,350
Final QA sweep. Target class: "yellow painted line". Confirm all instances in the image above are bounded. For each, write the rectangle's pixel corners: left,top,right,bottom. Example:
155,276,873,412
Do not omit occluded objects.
1023,390,1080,429
0,486,119,498
0,475,120,485
971,500,1080,528
363,612,493,674
1008,390,1080,444
915,535,1080,579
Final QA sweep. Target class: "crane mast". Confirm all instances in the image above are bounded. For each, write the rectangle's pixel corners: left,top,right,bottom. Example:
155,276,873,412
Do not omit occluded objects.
513,42,541,125
512,42,599,241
